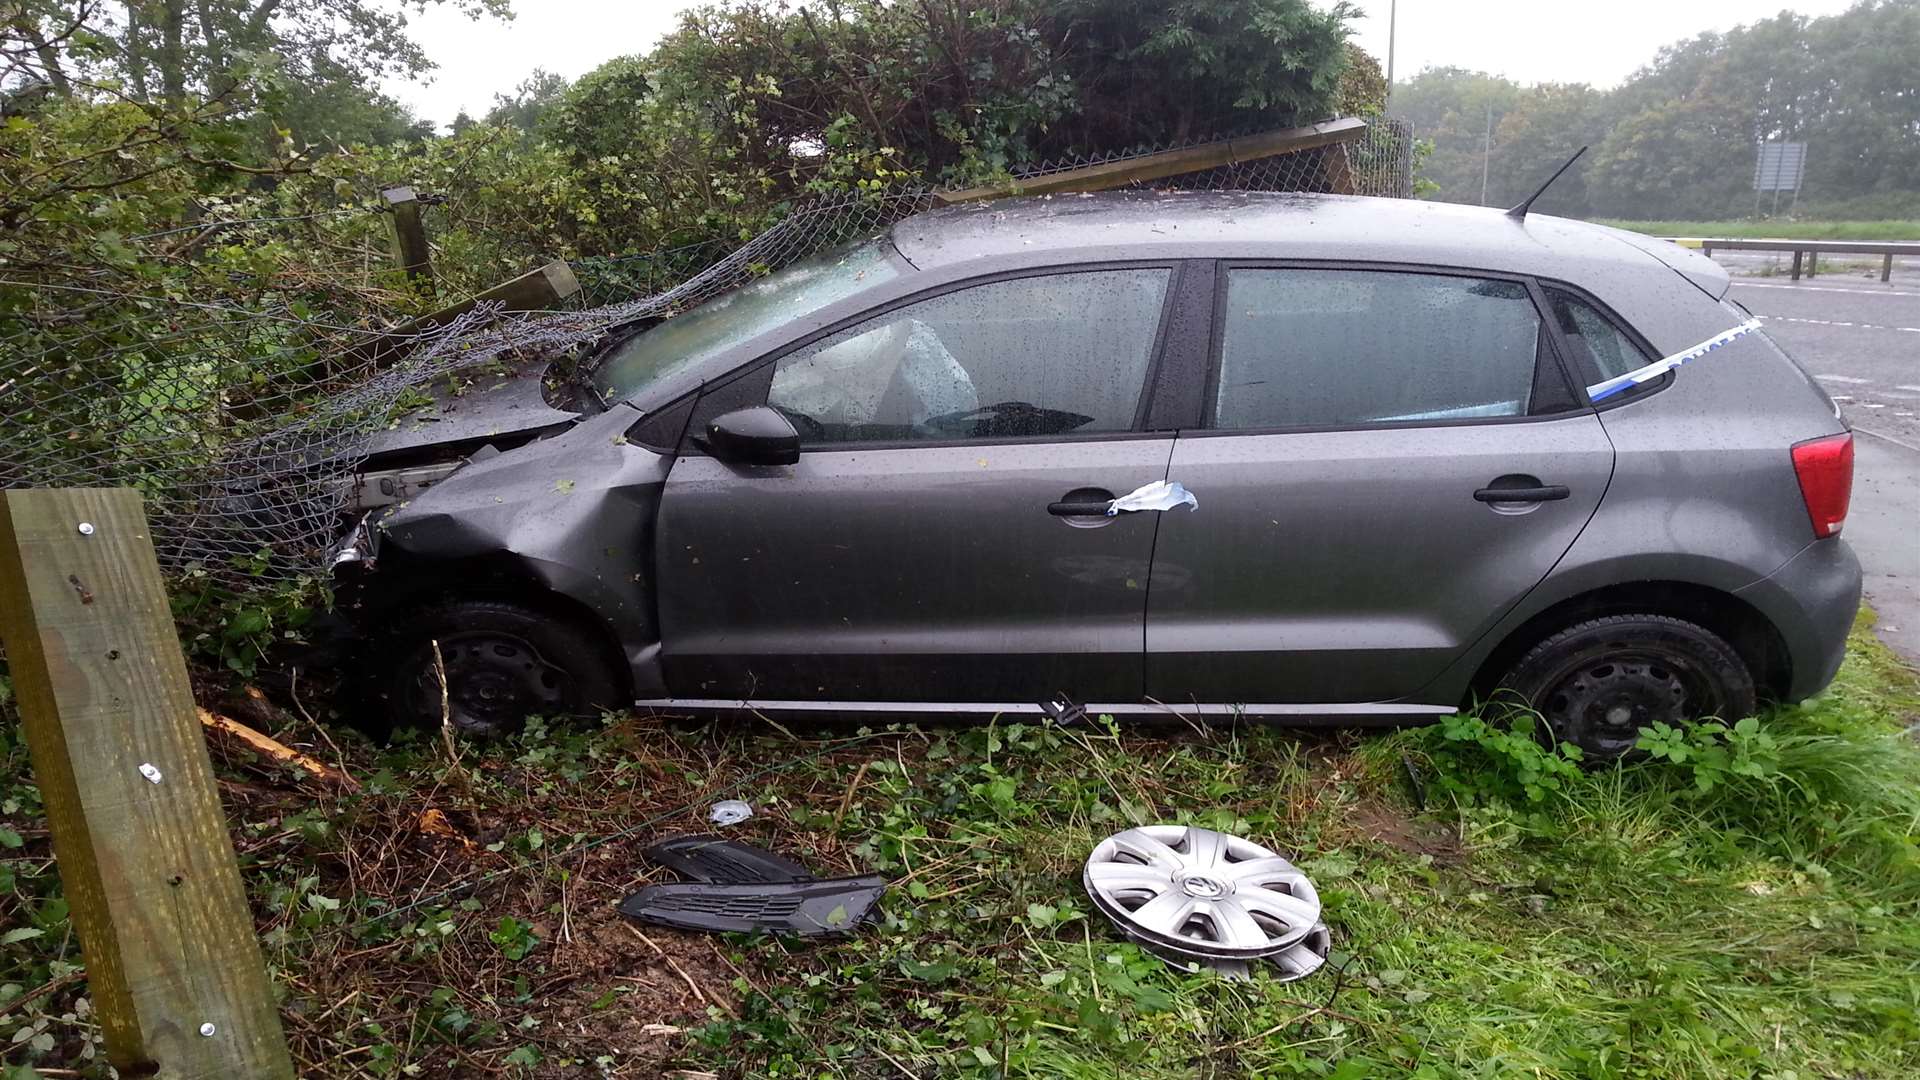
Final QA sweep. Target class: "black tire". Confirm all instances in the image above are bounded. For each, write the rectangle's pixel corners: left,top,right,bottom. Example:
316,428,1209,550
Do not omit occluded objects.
366,599,626,739
1495,614,1757,762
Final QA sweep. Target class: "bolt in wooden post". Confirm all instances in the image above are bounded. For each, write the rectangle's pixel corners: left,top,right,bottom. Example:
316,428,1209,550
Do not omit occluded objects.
0,489,294,1079
382,184,434,296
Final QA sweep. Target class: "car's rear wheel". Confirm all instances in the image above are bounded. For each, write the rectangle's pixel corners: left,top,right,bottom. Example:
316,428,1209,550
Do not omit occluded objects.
1496,614,1756,762
369,599,626,739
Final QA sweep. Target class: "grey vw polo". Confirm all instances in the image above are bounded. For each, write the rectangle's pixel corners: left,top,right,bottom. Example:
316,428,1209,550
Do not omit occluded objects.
336,191,1861,759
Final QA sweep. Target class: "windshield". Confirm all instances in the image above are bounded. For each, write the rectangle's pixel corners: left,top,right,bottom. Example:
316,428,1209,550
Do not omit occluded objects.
590,239,902,402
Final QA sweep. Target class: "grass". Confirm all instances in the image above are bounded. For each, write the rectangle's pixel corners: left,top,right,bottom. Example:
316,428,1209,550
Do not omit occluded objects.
1599,219,1920,241
1,615,1917,1077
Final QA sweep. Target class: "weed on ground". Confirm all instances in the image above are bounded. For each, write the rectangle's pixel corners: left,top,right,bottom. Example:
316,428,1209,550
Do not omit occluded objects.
2,616,1917,1077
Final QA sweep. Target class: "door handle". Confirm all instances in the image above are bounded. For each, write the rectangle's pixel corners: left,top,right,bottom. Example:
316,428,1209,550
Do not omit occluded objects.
1051,480,1199,518
1474,484,1570,503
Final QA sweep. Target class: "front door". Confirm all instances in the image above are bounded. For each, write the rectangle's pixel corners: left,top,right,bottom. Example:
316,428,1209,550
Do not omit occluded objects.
1147,266,1616,705
656,265,1182,704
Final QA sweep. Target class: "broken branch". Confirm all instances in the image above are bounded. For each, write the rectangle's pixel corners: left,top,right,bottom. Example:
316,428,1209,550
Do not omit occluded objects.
198,707,358,790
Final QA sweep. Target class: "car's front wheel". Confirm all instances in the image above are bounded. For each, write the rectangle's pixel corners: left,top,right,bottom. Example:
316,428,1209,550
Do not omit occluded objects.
368,599,627,739
1497,614,1757,762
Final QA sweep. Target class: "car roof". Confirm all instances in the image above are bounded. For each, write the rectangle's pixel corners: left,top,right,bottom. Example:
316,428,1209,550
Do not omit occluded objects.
888,190,1728,296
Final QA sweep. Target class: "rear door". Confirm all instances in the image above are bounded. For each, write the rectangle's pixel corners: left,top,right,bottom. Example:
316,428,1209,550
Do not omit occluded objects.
655,264,1188,704
1145,265,1616,705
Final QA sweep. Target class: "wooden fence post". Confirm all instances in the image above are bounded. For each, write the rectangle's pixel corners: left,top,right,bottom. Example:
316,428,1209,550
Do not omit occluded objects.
0,489,294,1079
1321,144,1357,195
382,184,434,295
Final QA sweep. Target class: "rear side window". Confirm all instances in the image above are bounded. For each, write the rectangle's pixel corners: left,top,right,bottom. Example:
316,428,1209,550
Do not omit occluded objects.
768,268,1171,443
1213,269,1543,430
1545,288,1652,392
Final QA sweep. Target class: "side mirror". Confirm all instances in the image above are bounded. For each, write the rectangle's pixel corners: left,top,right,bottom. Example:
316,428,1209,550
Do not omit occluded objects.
702,406,800,467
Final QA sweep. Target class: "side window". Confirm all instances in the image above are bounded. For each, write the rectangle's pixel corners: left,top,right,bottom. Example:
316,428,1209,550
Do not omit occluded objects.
1213,269,1544,430
768,268,1171,443
1545,288,1652,395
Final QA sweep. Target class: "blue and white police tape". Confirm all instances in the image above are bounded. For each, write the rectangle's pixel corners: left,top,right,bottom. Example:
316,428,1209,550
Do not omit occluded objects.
1585,318,1765,403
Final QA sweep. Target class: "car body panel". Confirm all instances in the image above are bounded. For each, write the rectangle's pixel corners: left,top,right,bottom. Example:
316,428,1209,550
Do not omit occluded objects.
1400,316,1855,708
655,436,1174,701
1734,536,1861,699
1147,414,1615,702
364,404,671,694
360,354,580,463
1596,226,1732,299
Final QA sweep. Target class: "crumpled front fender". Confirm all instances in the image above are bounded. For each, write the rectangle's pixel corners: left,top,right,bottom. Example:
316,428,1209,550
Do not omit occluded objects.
366,404,670,693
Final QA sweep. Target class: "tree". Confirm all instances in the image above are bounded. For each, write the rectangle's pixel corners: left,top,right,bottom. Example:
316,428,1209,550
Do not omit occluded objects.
1404,2,1920,219
1391,67,1524,205
1334,41,1387,118
555,0,1356,186
4,1,507,147
1036,0,1355,145
485,67,569,133
1484,84,1613,215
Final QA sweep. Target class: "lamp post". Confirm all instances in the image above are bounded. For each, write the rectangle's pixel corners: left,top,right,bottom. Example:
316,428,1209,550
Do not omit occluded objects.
1385,0,1398,105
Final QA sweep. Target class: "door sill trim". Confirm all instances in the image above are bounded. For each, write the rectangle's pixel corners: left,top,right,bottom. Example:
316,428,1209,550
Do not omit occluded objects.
632,698,1453,725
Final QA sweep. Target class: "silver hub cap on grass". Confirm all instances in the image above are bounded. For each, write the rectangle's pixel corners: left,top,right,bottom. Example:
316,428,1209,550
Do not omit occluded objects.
1083,825,1322,962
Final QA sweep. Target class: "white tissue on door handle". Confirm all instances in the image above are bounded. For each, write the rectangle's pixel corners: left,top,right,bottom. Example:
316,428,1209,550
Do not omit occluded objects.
1106,480,1198,516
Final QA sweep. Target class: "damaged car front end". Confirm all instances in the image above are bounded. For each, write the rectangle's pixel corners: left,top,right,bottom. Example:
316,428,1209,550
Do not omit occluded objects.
323,235,901,735
331,401,679,734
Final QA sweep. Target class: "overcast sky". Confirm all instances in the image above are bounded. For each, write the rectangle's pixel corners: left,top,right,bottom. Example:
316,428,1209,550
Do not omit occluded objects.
385,0,1863,128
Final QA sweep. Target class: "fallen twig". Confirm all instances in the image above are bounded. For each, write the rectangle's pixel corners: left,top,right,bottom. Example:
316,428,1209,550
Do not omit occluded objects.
430,640,481,818
0,970,85,1024
198,707,358,790
834,760,872,829
627,925,736,1018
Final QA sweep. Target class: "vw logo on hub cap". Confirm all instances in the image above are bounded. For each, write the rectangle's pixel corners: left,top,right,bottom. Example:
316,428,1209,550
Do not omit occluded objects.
1180,873,1229,898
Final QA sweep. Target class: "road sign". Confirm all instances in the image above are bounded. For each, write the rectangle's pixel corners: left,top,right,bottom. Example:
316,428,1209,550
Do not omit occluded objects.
1754,141,1806,192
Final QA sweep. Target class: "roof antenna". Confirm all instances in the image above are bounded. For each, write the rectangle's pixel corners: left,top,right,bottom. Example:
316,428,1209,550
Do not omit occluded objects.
1506,145,1588,221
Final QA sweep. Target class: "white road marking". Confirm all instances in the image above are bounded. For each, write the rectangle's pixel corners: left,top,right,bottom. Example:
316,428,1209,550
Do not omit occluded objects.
1857,426,1920,453
1860,403,1888,409
1815,374,1871,383
1899,385,1920,392
1757,314,1920,333
1734,281,1920,298
1831,394,1856,401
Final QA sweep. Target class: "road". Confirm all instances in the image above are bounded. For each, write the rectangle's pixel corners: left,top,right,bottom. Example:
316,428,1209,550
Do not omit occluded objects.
1718,259,1920,666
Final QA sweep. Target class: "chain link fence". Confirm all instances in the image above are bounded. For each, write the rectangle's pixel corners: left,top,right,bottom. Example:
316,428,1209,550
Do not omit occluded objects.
2,121,1414,590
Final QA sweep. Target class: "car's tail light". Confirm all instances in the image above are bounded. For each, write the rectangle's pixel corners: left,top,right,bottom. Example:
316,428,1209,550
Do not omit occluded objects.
1791,433,1853,539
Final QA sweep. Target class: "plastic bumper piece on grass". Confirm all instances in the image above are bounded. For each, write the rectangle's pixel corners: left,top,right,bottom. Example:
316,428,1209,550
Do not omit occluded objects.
618,876,887,936
621,833,886,936
643,834,814,884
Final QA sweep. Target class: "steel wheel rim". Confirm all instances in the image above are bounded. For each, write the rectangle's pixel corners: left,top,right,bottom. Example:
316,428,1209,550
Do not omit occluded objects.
403,632,569,737
1083,825,1321,960
1540,647,1726,758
